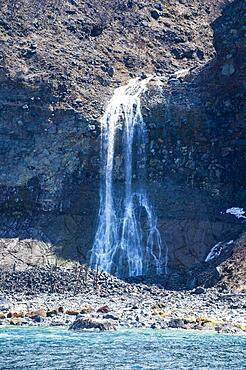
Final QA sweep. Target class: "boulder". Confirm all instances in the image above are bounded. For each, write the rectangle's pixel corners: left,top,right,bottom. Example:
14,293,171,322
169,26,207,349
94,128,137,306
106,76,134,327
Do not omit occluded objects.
168,318,185,329
97,305,110,313
0,298,10,312
65,309,80,316
26,308,47,318
192,287,206,294
31,315,44,323
47,309,58,317
80,304,93,314
69,317,117,331
150,10,160,20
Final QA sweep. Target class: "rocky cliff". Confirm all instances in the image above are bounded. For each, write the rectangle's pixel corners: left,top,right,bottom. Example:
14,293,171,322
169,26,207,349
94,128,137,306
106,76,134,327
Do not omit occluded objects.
0,0,245,286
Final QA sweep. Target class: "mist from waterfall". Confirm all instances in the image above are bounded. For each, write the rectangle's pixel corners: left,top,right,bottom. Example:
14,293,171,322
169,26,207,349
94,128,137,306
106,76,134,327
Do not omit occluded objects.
90,77,167,277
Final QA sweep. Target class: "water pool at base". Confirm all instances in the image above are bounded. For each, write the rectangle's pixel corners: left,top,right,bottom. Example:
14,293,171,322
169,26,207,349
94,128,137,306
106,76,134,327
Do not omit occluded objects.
0,328,245,369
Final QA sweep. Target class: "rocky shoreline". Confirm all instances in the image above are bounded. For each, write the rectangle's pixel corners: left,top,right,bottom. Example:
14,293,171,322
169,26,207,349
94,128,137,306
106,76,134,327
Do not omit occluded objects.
0,266,245,334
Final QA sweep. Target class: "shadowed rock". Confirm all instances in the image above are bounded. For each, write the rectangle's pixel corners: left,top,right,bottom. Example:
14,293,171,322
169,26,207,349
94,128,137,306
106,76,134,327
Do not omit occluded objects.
69,317,117,331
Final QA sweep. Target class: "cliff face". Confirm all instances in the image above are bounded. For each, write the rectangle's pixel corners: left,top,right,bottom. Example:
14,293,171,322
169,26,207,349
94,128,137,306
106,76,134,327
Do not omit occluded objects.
0,0,245,284
217,233,246,293
141,0,246,274
0,0,225,116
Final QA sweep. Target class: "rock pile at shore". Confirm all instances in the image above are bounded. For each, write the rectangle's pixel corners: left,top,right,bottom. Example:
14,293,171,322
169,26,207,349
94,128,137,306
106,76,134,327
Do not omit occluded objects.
0,266,245,334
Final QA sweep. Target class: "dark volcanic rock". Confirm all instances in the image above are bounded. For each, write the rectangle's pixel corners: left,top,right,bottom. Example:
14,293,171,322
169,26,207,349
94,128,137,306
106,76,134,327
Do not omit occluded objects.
192,287,206,295
168,318,185,329
0,0,245,286
150,10,160,20
69,317,117,331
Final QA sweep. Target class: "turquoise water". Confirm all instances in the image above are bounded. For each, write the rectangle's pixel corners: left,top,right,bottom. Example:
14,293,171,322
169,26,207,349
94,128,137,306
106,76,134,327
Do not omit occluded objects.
0,328,245,369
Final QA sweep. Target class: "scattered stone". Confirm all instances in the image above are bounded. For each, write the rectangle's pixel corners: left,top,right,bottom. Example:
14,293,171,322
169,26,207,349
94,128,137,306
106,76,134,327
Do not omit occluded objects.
140,72,148,80
101,65,114,77
26,309,47,318
0,298,10,311
154,3,163,11
171,47,195,59
65,309,80,316
91,25,103,37
9,318,22,326
7,311,25,318
215,324,242,334
31,315,44,323
97,305,110,313
81,304,93,314
150,10,160,20
0,266,245,332
196,48,205,60
47,309,58,317
22,49,36,58
103,313,119,321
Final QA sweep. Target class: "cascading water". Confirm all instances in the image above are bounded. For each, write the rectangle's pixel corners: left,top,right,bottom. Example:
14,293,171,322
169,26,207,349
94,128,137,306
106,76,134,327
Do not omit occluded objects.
90,76,167,277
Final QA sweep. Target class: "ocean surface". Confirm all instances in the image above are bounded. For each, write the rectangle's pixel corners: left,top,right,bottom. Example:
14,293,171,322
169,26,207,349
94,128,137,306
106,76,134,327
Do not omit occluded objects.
0,327,245,369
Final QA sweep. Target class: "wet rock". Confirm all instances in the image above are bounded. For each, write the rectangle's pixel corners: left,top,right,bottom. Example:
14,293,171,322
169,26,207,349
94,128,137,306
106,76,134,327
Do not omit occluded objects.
215,324,243,334
31,315,44,323
140,72,148,80
192,287,206,295
168,318,185,329
150,10,160,20
91,25,103,37
50,319,66,327
196,48,205,60
103,313,119,321
69,317,117,331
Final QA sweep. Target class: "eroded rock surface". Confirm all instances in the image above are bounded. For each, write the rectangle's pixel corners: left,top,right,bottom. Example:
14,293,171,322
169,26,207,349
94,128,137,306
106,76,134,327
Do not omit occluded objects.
0,0,245,282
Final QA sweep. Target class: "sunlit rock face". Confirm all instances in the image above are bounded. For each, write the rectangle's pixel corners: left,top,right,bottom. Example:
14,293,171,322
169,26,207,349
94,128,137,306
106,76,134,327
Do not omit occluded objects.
0,0,245,283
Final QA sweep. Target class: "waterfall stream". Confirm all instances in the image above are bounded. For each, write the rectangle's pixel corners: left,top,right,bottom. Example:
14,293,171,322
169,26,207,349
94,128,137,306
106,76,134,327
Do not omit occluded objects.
90,77,166,277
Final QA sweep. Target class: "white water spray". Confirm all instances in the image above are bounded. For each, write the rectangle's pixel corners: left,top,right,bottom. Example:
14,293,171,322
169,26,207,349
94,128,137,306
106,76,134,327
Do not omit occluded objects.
90,77,166,277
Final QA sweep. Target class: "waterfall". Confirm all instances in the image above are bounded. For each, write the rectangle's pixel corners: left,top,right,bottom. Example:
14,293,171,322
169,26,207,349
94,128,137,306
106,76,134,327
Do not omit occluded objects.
90,77,166,277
